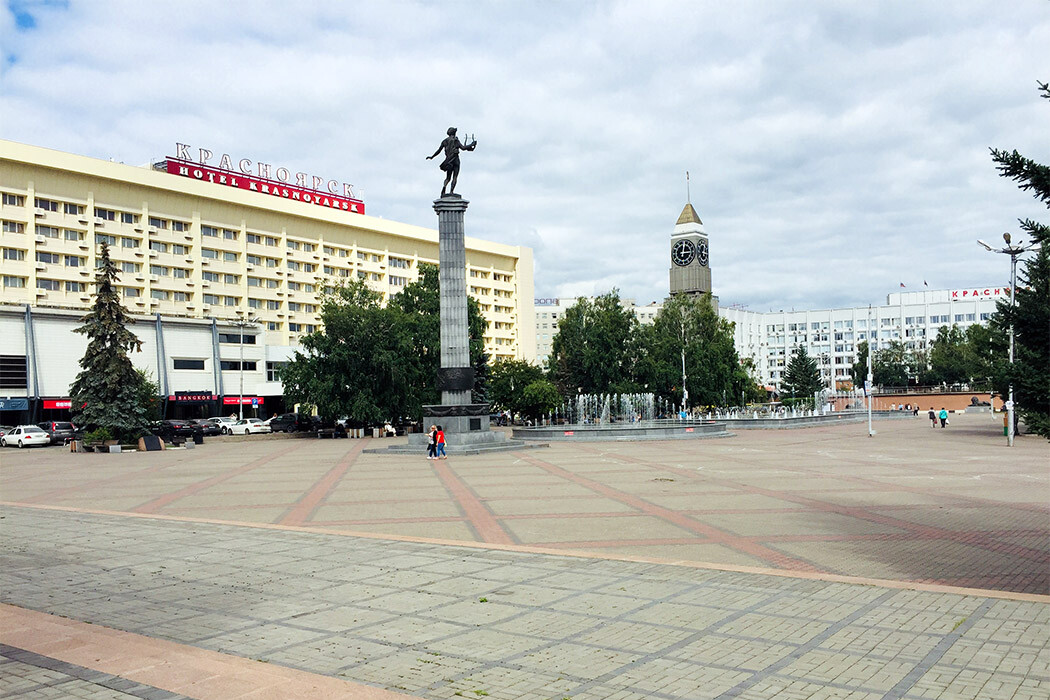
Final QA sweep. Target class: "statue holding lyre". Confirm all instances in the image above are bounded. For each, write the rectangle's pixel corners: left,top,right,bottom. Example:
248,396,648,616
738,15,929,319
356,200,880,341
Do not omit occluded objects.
427,127,477,196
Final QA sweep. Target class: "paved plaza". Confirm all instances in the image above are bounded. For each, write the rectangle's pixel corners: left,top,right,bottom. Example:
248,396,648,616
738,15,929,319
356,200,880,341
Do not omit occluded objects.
1,413,1048,698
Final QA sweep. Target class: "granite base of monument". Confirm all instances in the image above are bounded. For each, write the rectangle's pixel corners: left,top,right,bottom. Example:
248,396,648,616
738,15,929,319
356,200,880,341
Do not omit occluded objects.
368,404,547,454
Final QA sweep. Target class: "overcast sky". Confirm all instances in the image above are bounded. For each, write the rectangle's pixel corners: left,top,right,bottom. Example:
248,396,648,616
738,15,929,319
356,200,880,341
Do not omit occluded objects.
2,1,1047,311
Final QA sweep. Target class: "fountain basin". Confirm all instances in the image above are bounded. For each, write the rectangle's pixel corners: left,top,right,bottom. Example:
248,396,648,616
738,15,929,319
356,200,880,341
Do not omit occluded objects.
513,420,730,441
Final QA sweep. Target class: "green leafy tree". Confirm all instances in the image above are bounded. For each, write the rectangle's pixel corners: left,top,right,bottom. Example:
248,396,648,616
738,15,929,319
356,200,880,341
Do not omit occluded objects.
989,80,1050,437
850,340,871,388
926,325,970,385
280,280,416,426
781,345,823,399
489,359,547,416
519,380,563,422
549,291,639,395
70,242,152,441
873,340,912,387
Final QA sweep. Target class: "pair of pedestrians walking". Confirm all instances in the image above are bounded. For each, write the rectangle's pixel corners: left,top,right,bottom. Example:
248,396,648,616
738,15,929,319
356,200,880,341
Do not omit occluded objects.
426,425,447,459
928,407,949,428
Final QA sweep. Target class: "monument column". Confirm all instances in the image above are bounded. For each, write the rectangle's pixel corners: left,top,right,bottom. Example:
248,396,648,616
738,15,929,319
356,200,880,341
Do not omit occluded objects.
434,195,472,406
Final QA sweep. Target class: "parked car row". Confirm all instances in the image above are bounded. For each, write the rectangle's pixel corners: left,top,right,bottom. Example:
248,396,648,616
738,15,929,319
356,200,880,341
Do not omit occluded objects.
0,414,283,449
1,422,78,448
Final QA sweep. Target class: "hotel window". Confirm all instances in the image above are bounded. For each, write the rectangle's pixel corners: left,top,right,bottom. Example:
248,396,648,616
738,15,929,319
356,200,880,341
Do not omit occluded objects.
2,248,25,261
3,221,25,233
266,361,285,381
64,202,82,215
173,359,205,370
303,263,315,272
323,266,334,275
120,212,138,224
150,265,168,276
287,281,300,291
172,244,189,255
121,262,139,273
150,241,168,253
338,248,348,257
248,298,262,308
220,361,256,371
390,275,407,286
323,246,335,255
370,273,381,281
202,225,219,237
247,233,261,244
65,281,86,292
288,302,300,312
201,248,218,259
223,274,239,284
247,254,262,265
357,251,367,260
171,221,187,232
305,324,316,333
389,257,410,269
287,240,301,250
3,193,25,206
266,279,279,288
203,294,219,305
222,251,237,262
302,243,315,252
980,312,991,320
248,276,261,287
64,229,83,241
223,229,237,240
223,296,238,306
371,254,381,262
37,278,60,291
357,270,366,279
3,275,26,288
148,217,167,229
203,271,219,282
64,255,83,268
123,287,140,298
266,321,279,331
303,284,314,292
264,256,277,267
287,260,301,271
35,198,58,212
218,333,256,345
122,237,139,248
266,300,280,310
37,225,59,238
265,236,277,246
172,267,188,278
151,290,170,300
288,323,301,332
36,252,61,264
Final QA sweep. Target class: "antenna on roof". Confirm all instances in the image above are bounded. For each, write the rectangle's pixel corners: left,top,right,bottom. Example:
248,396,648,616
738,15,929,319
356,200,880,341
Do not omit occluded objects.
685,170,690,203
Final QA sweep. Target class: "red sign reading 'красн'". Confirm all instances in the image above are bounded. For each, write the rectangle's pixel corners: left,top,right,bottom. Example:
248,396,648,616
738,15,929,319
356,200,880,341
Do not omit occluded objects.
163,143,364,215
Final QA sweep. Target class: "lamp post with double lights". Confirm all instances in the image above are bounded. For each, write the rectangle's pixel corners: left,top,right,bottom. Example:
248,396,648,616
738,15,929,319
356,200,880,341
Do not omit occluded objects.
233,315,260,421
977,233,1039,447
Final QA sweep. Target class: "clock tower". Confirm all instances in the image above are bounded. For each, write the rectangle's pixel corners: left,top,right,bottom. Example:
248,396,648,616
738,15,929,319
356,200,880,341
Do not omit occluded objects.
669,202,712,299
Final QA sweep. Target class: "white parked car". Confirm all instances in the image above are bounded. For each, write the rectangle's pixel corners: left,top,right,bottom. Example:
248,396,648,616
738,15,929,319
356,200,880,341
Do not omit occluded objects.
1,425,51,448
227,418,271,435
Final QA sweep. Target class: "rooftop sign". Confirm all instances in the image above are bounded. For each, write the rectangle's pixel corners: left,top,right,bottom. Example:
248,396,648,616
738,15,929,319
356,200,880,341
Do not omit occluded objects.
163,143,364,214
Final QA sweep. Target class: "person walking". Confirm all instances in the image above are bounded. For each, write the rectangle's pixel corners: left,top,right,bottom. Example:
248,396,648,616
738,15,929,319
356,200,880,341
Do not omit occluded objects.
928,407,937,427
435,425,447,459
938,407,948,428
426,425,437,460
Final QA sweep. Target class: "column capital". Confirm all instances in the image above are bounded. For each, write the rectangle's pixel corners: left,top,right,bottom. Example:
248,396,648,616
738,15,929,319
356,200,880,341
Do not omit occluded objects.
433,194,470,213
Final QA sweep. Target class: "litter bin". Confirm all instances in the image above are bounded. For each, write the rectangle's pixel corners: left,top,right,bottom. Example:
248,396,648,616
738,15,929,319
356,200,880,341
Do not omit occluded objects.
193,432,204,445
372,427,380,438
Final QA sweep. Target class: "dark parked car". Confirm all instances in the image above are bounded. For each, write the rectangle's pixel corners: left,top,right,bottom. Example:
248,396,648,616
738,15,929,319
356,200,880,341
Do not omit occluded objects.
150,419,202,441
37,421,77,445
268,413,315,433
188,419,221,436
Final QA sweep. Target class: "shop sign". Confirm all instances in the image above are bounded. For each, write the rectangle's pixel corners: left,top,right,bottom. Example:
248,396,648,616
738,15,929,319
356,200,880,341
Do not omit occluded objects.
0,398,29,411
43,399,72,409
170,392,218,403
223,397,265,405
165,143,363,214
534,298,560,306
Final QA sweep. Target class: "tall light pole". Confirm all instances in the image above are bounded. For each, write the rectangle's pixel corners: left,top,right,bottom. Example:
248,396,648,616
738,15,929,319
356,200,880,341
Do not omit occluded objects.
866,305,874,437
234,315,260,421
977,233,1039,447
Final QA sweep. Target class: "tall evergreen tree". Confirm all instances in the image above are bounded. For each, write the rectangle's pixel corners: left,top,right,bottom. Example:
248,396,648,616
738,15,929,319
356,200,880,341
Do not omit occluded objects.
989,81,1050,438
781,345,823,400
70,242,151,440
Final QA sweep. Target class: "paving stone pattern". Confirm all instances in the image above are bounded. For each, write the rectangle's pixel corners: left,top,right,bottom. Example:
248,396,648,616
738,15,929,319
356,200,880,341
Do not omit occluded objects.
2,507,1048,700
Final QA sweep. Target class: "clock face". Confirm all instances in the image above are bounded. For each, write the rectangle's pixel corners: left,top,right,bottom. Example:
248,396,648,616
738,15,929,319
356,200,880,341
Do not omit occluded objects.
671,239,696,266
697,239,709,267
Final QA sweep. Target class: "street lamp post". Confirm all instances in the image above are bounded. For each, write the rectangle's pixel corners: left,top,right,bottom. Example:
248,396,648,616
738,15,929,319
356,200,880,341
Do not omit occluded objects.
234,315,260,421
977,233,1039,447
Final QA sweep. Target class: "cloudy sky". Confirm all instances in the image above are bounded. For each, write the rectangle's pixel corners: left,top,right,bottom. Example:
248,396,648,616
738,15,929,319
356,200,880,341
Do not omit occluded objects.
2,1,1047,311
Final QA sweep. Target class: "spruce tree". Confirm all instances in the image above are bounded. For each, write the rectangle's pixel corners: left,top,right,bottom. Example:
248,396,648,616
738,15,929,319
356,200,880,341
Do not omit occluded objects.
782,345,823,400
70,242,151,440
989,81,1050,438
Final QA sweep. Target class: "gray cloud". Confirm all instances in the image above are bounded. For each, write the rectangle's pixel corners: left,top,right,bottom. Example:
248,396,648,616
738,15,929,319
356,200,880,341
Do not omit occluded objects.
2,1,1046,311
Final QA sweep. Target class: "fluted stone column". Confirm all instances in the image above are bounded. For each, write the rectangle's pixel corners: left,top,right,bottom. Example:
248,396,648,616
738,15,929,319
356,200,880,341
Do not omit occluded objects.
434,196,471,406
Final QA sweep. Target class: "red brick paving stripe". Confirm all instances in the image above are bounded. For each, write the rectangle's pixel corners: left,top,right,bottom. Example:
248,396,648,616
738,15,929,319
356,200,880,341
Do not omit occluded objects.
430,459,516,545
518,453,819,572
0,603,416,699
307,516,465,526
5,502,1048,603
131,443,304,515
278,440,367,526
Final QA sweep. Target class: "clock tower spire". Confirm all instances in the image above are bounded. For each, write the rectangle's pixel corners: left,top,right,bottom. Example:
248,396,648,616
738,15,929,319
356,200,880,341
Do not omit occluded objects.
669,200,712,298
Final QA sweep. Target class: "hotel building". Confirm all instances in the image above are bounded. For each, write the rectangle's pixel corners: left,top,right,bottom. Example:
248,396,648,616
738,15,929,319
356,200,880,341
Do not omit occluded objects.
0,140,534,422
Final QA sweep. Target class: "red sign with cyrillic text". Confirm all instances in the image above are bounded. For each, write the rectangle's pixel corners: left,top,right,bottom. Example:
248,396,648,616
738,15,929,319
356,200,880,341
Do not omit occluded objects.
165,160,364,215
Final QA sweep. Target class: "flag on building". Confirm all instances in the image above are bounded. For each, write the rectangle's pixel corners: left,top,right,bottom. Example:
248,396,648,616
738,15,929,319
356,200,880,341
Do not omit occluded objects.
899,282,906,288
